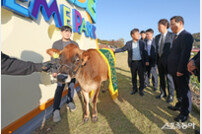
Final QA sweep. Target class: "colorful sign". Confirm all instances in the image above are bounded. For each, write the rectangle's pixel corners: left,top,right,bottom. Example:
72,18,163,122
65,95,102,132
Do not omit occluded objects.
2,0,96,39
67,0,96,23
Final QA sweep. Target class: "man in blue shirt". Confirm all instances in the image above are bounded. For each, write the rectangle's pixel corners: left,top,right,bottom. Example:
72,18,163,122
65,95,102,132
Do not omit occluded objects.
114,28,149,96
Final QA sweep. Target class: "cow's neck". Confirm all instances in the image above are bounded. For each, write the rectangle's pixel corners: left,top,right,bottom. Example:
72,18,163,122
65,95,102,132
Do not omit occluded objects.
75,67,86,84
74,66,95,92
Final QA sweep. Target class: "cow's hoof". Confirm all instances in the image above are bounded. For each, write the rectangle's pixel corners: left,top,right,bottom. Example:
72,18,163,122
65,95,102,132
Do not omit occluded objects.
83,117,89,123
92,116,98,123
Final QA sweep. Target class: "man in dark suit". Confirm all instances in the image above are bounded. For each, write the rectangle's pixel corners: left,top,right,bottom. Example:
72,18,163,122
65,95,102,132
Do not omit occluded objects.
167,16,193,122
155,19,175,103
114,28,149,96
145,29,158,91
140,30,147,42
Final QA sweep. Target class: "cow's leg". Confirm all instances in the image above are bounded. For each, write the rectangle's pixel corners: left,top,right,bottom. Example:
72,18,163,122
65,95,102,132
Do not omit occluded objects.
102,80,108,93
92,86,100,122
82,91,90,123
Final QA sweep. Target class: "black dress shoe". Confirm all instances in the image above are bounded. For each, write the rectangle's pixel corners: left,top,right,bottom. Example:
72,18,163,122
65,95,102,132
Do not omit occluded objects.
131,90,137,95
167,105,181,111
166,96,173,103
139,91,144,96
156,93,166,99
174,114,189,122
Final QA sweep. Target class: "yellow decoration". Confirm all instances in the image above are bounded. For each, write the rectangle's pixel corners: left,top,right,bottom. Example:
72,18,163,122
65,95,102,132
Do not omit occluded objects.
53,52,59,59
89,48,118,100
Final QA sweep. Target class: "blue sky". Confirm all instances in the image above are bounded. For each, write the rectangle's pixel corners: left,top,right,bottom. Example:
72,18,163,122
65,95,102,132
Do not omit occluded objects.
96,0,200,42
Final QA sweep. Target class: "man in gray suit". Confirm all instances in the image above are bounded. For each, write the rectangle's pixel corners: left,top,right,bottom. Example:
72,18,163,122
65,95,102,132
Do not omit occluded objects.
155,19,175,103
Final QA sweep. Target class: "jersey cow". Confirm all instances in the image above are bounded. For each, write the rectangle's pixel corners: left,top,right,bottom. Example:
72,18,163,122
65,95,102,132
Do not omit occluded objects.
47,44,108,123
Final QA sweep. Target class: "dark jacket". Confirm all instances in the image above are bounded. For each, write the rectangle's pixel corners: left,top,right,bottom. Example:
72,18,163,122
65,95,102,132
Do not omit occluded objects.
140,38,147,43
192,51,200,69
115,40,148,68
192,51,200,78
155,32,175,68
145,39,157,66
1,52,42,75
167,30,194,75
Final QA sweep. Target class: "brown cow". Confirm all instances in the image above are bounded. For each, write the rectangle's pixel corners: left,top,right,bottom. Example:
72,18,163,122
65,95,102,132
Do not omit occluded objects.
47,43,108,123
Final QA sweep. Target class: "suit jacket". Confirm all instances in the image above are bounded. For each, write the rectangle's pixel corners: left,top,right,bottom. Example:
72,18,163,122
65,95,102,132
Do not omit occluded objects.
115,40,148,68
192,51,200,77
155,32,175,68
140,38,147,43
145,39,157,66
192,51,200,69
167,30,194,75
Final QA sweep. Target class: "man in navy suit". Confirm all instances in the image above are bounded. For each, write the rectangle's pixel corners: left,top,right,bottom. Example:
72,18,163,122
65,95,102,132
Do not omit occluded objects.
145,29,158,91
114,28,149,96
155,19,175,103
167,16,193,122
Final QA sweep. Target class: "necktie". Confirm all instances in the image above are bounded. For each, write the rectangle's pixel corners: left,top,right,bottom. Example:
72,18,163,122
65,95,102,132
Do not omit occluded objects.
159,35,164,56
172,34,177,44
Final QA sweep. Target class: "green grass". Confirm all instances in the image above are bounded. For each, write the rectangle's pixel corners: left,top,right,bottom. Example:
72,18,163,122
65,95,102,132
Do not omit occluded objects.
33,52,200,134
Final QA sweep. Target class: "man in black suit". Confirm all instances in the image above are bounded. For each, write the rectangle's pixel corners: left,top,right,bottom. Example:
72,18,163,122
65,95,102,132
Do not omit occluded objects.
114,28,149,96
167,16,193,122
145,29,158,91
155,19,175,103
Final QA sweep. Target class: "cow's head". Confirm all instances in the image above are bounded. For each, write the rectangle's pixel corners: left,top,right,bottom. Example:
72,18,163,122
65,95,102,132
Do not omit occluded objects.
47,44,89,83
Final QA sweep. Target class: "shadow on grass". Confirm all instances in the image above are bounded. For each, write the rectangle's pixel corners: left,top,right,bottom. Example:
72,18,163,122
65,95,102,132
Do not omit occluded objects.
115,70,200,134
116,67,131,73
98,89,143,134
33,66,199,134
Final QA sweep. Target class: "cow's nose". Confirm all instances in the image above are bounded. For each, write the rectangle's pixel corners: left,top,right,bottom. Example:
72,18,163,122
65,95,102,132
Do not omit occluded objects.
57,74,68,83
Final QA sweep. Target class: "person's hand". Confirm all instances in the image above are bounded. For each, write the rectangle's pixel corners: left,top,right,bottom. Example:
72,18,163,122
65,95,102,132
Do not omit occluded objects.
145,62,149,66
110,48,115,52
187,60,197,74
177,72,183,77
41,61,53,72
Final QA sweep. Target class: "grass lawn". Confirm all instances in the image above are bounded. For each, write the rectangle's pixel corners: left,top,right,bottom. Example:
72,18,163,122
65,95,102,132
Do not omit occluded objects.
33,52,200,134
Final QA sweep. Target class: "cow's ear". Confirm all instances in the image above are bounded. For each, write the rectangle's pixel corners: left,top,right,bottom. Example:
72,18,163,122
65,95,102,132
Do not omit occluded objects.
46,48,60,58
81,51,89,66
